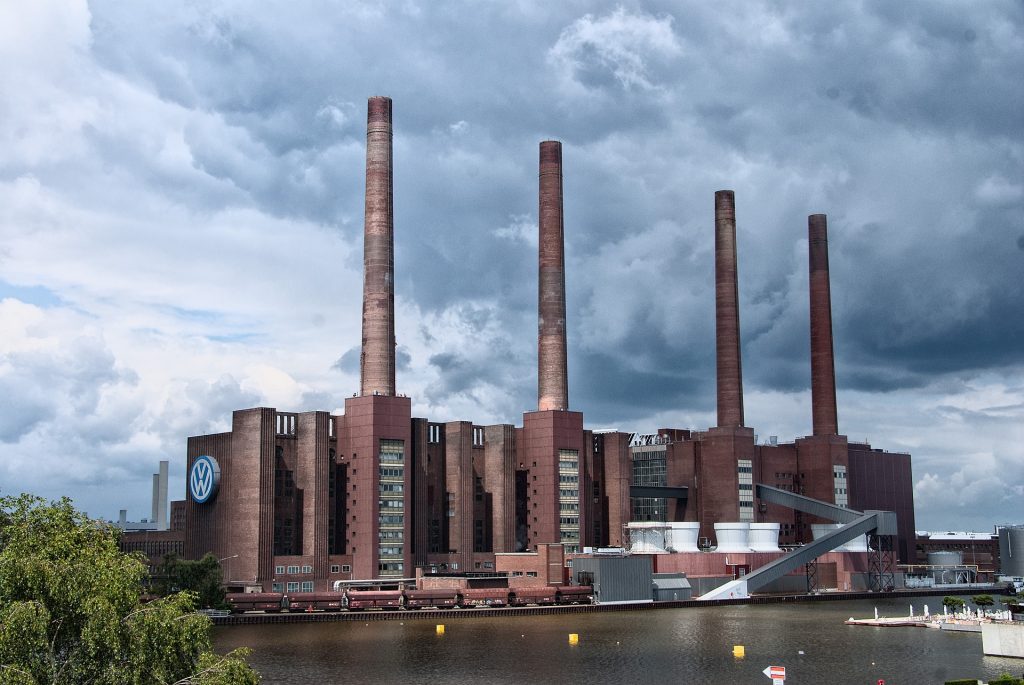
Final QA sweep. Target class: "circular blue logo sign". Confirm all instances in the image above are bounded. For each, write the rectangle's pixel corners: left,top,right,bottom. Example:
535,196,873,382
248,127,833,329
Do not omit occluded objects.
189,455,221,504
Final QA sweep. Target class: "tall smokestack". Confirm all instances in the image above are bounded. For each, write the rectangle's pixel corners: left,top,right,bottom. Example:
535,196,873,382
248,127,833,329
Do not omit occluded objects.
809,214,838,435
538,140,568,411
715,190,744,427
360,96,396,397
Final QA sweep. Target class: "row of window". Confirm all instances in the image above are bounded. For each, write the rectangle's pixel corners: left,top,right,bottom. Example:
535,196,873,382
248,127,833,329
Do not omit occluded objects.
273,564,355,580
272,581,314,592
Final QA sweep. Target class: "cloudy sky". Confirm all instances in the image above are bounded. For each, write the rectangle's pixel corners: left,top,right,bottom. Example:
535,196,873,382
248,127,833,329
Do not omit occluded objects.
1,1,1021,532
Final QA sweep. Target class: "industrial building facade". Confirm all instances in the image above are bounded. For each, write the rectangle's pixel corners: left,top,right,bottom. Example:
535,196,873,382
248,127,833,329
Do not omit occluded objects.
184,97,915,592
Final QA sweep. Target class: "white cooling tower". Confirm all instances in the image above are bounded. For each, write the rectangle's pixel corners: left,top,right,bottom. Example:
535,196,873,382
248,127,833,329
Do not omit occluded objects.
714,522,751,552
627,522,667,553
748,522,781,552
665,522,700,552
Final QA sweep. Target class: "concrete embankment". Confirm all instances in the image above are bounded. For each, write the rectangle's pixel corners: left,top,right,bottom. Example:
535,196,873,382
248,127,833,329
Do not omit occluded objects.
212,586,997,626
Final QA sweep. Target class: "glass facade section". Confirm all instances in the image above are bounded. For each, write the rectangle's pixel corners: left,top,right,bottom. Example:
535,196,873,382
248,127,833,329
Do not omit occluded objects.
833,464,848,507
631,446,667,522
738,459,754,522
558,449,580,553
378,439,405,576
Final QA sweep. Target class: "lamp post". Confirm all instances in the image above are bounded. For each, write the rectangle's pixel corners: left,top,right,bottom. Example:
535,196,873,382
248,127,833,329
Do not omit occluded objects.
218,554,239,586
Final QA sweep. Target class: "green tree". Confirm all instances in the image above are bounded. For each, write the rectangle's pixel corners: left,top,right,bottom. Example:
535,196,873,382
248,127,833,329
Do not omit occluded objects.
942,596,965,611
155,553,227,609
0,494,259,684
972,594,994,608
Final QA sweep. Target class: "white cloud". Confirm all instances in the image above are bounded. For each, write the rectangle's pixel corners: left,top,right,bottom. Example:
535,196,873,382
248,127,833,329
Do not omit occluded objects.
0,1,1020,534
549,7,682,92
975,174,1024,206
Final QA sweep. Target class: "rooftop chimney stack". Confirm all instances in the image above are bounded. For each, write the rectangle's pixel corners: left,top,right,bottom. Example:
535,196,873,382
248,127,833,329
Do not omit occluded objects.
151,460,168,531
538,140,569,411
360,96,396,397
808,213,839,435
715,190,745,427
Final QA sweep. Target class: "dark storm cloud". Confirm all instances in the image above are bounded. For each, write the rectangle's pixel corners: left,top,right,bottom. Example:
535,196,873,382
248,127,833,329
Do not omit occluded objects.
5,1,1020,527
77,0,1024,408
572,349,711,425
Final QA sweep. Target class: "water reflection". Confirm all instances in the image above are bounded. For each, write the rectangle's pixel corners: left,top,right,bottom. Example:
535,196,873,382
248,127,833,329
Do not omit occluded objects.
214,598,1022,684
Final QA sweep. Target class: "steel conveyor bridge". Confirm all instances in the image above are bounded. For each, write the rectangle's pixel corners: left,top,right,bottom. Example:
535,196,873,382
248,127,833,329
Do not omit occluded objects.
698,485,897,600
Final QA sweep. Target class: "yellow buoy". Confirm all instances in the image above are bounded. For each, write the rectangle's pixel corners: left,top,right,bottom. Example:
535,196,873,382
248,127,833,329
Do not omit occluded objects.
569,633,579,645
732,645,745,658
436,624,445,635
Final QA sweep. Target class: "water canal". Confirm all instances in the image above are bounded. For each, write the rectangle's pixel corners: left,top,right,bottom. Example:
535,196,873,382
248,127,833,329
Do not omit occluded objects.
214,597,1022,684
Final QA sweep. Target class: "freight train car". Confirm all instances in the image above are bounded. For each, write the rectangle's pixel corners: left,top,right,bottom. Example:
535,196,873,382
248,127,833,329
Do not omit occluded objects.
459,588,508,607
345,590,404,611
226,592,286,613
287,592,345,612
555,586,593,604
507,587,557,606
404,589,461,609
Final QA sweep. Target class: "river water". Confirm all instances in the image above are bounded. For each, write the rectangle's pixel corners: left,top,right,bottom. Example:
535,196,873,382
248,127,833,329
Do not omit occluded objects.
214,597,1022,684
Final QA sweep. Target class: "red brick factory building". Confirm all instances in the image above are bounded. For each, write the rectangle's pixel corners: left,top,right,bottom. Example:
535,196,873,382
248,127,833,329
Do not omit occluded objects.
183,96,914,594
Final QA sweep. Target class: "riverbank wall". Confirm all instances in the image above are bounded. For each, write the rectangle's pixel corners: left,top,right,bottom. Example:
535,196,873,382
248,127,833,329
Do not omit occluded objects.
212,586,1003,626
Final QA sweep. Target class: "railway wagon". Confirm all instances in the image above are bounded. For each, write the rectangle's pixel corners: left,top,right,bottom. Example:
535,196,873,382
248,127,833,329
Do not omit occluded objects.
345,590,403,611
507,587,557,607
226,592,285,613
404,589,461,609
287,592,345,612
459,588,508,608
555,586,593,604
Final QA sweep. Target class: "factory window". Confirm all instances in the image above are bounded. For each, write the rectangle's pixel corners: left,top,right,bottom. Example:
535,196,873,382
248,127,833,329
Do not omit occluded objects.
301,565,312,573
527,572,538,577
737,460,754,522
287,582,299,592
473,427,484,446
301,582,314,592
272,583,284,592
428,424,441,443
342,564,351,572
287,565,300,574
631,447,667,522
833,464,848,507
331,564,340,573
275,565,285,574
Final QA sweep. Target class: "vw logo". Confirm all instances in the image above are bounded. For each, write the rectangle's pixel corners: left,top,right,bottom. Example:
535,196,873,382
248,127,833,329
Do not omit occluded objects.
189,455,221,504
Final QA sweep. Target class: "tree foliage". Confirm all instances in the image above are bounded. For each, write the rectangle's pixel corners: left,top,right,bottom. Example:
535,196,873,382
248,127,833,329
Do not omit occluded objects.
971,594,994,607
154,554,227,610
942,596,965,611
0,494,259,684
